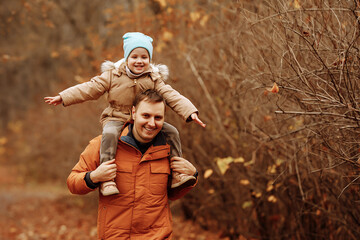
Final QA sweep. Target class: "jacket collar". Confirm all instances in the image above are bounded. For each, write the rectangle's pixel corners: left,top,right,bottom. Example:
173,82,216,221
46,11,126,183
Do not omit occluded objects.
120,121,168,150
102,59,168,81
115,62,152,78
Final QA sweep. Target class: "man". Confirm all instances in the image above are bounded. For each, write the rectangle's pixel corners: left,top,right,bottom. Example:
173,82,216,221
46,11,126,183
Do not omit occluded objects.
67,89,198,240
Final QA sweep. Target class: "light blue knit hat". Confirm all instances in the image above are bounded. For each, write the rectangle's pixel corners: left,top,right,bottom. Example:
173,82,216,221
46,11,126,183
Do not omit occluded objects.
123,32,153,60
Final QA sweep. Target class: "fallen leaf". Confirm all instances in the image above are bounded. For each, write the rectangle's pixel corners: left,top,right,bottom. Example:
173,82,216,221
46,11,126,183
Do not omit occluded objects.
266,184,274,192
204,169,213,179
215,157,233,175
264,115,272,122
155,0,167,8
242,201,253,209
240,179,250,185
234,157,245,163
294,0,301,9
267,195,277,203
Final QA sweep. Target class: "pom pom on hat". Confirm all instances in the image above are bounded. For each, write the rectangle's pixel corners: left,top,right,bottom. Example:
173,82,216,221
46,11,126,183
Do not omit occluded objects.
123,32,153,60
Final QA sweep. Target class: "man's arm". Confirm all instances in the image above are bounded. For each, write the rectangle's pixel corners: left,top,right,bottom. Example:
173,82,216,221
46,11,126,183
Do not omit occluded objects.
67,136,102,195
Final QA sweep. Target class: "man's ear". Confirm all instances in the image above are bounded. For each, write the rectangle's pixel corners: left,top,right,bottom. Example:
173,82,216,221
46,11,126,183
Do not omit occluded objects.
131,106,136,120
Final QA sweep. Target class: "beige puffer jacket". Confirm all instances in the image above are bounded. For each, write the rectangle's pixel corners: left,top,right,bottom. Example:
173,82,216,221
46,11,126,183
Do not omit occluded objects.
59,60,198,127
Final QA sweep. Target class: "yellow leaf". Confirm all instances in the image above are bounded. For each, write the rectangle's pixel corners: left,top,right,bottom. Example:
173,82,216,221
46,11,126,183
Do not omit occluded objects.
252,191,262,198
275,158,284,166
240,179,250,185
162,31,173,42
215,157,233,175
204,169,213,179
234,157,245,163
155,0,167,8
242,201,253,209
267,195,277,203
190,12,201,22
266,184,274,192
267,165,277,174
294,0,301,9
200,15,209,26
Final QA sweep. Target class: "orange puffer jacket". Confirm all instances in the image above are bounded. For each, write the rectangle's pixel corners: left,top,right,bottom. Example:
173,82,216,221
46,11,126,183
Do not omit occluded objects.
67,123,196,240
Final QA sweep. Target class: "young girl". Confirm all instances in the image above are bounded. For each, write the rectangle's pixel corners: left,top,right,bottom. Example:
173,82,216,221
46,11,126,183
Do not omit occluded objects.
44,32,205,196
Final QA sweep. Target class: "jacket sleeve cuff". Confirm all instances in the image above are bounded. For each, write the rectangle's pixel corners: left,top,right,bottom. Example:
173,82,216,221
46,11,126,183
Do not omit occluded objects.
186,111,198,122
84,171,100,189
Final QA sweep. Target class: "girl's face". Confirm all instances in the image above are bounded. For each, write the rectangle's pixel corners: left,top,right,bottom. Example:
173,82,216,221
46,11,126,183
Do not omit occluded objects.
127,47,150,74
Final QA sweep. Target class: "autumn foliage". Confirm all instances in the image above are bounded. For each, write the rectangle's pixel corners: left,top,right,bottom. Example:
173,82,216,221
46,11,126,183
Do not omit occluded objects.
1,0,360,239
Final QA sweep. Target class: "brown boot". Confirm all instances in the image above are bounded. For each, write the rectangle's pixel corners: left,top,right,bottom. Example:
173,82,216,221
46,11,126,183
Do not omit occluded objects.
100,180,120,196
171,171,196,190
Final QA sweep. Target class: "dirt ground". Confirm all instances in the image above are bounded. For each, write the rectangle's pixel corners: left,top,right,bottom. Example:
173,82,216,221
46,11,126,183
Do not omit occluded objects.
0,165,220,240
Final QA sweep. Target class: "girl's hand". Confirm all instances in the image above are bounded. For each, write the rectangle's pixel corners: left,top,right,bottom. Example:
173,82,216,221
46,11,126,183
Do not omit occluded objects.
191,113,206,128
44,95,63,106
170,156,196,176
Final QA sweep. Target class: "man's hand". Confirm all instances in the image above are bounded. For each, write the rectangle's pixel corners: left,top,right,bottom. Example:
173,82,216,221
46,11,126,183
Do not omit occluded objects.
170,156,196,176
44,95,63,106
191,113,206,128
90,159,117,183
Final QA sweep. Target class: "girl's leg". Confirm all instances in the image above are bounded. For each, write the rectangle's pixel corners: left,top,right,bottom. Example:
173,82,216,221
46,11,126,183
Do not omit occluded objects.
162,122,196,189
99,121,124,196
161,122,182,157
100,121,124,164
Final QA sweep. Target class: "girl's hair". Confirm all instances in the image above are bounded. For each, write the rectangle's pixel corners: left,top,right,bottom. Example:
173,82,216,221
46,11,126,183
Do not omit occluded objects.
132,89,165,108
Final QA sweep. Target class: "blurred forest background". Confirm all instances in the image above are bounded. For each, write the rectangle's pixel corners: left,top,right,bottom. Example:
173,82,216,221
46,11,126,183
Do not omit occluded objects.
1,0,360,239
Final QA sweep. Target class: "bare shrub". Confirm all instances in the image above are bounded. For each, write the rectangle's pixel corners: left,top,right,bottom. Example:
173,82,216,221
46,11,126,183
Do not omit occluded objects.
176,0,360,239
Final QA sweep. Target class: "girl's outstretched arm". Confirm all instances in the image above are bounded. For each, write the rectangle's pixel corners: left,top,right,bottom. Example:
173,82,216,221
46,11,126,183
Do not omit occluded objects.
44,95,63,106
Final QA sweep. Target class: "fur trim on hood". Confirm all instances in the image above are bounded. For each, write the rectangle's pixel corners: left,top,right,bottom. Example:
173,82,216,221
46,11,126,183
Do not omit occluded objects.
101,59,169,81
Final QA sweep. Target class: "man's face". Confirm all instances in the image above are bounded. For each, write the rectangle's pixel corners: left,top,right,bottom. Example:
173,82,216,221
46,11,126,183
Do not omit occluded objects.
132,99,165,143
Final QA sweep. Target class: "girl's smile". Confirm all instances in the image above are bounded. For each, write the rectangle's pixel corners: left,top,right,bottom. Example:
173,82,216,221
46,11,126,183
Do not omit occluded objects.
127,48,150,74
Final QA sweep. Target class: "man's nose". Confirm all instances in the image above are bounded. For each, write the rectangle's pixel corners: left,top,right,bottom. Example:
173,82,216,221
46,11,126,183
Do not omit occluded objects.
148,117,155,127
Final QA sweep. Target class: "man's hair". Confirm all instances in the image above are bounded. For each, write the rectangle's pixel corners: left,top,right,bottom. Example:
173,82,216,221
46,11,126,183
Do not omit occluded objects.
132,89,165,108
